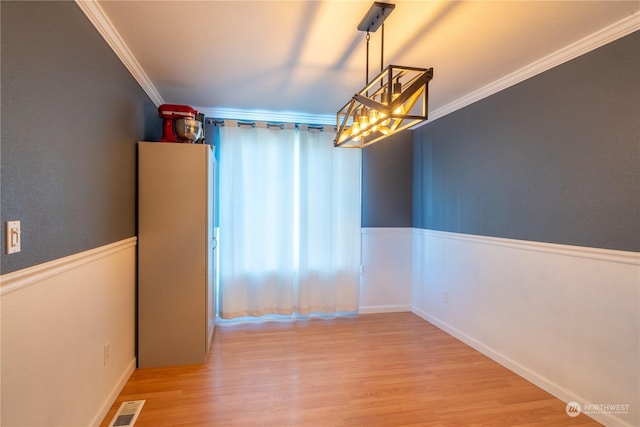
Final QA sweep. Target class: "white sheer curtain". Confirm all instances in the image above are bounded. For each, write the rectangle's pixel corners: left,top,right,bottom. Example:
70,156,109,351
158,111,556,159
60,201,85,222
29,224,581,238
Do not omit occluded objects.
296,129,362,314
218,123,361,319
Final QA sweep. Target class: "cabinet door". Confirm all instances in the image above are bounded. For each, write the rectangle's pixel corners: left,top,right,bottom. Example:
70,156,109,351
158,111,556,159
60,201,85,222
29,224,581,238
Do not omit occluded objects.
206,151,217,348
138,142,211,368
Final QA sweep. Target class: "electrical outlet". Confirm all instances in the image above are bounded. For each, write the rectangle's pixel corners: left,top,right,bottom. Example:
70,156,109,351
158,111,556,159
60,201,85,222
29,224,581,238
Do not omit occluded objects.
444,292,449,304
104,342,110,366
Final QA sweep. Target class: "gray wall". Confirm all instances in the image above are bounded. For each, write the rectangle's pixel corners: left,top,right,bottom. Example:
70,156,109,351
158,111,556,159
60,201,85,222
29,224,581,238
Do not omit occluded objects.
361,130,413,227
413,31,640,252
1,1,161,274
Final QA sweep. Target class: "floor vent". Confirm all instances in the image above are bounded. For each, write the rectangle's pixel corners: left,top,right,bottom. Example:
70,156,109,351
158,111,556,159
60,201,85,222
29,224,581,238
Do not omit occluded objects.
108,400,145,427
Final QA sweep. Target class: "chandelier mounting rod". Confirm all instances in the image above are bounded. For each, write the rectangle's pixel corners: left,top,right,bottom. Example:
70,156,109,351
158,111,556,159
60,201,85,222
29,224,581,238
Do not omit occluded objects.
357,2,395,33
381,22,384,74
366,31,370,86
334,1,433,148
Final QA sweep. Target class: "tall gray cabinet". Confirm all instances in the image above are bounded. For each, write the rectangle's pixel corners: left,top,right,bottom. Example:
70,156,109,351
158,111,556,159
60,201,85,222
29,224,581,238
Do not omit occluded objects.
138,141,216,368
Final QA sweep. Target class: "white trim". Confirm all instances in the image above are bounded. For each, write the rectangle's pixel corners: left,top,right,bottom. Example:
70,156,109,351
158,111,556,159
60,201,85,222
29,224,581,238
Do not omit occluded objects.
0,237,138,296
360,227,413,311
411,307,634,427
74,1,163,106
76,1,638,126
414,229,640,266
414,11,640,128
359,305,411,314
90,357,137,427
361,227,414,235
198,107,336,126
2,238,137,426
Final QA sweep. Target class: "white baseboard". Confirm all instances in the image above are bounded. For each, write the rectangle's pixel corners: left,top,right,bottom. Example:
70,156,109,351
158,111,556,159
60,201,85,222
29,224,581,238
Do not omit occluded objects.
411,229,639,427
1,238,137,427
91,357,137,427
359,305,411,314
360,227,413,311
411,307,633,427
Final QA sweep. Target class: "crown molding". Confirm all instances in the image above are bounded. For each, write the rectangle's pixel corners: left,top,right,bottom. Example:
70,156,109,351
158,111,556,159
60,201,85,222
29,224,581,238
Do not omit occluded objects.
416,10,640,129
75,0,164,106
198,107,336,125
77,1,638,127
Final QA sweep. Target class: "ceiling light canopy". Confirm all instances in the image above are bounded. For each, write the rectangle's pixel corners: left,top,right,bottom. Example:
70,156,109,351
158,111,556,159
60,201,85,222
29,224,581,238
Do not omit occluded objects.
335,2,433,148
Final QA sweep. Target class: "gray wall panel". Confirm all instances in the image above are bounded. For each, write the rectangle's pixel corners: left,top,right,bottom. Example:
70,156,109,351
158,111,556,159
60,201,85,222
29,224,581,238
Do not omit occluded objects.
1,1,161,274
413,31,640,252
362,130,413,227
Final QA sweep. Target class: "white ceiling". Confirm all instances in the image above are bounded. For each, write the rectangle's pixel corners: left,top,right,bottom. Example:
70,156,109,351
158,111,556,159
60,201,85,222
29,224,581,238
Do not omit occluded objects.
91,1,639,124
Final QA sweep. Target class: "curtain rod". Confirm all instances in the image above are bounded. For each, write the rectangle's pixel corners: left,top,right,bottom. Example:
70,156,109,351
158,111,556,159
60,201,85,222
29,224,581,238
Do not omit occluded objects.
206,118,334,132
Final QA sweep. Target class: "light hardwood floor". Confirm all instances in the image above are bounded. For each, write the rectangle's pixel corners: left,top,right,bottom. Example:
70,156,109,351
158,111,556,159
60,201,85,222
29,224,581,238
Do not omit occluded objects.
100,312,601,426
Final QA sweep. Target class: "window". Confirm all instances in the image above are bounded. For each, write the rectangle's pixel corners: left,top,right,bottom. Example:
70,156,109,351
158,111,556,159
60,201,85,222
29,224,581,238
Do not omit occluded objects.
218,123,362,319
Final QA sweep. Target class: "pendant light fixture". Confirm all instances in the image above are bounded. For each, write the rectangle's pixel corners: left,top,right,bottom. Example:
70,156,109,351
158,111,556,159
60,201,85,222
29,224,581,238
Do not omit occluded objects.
334,2,433,148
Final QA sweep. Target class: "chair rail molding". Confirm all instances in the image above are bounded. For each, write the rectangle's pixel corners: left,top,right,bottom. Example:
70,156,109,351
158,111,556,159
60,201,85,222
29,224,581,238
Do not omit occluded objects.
0,237,137,296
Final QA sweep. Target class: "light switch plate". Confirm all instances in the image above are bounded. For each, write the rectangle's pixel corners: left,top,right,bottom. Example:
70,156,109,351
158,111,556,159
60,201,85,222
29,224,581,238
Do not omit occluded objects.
5,221,21,254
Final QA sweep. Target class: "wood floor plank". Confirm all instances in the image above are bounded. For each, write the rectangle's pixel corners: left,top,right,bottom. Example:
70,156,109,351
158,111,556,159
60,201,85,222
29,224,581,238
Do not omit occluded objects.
100,312,601,426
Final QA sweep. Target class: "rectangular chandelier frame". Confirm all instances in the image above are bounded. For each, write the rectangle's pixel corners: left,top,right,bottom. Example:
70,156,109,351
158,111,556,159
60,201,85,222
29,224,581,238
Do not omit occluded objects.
335,65,433,148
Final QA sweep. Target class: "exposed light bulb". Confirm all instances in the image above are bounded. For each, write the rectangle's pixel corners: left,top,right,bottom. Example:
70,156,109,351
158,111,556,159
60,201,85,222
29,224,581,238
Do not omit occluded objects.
369,109,380,132
379,91,392,126
351,112,361,141
338,130,348,143
386,78,404,117
392,79,402,99
359,109,369,129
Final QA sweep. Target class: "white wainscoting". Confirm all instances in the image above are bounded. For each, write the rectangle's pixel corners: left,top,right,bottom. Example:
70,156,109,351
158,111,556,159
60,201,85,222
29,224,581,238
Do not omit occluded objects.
412,229,639,427
359,228,413,313
0,238,137,427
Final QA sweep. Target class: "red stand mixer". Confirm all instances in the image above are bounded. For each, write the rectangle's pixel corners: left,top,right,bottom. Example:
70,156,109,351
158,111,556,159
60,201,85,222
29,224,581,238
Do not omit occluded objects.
158,104,204,143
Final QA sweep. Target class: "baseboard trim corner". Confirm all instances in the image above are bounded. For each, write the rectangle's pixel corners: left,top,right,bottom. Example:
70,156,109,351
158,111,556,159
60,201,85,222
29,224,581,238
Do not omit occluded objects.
410,307,634,427
360,305,411,314
90,357,137,427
